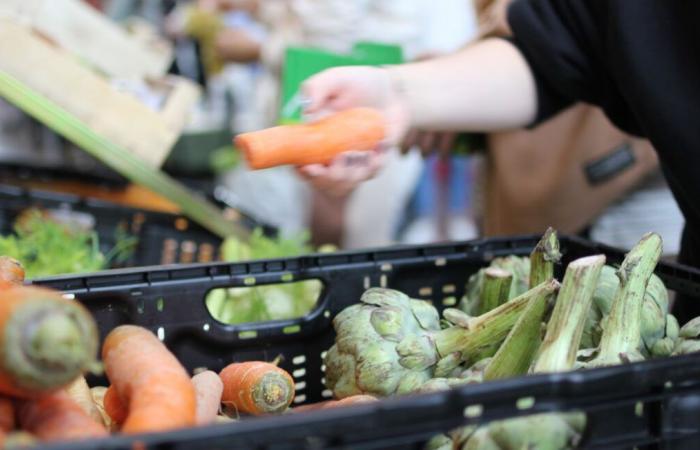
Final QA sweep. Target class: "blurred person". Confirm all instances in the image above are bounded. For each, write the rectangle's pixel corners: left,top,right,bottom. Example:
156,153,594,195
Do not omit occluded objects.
299,0,700,316
407,0,682,256
182,0,477,248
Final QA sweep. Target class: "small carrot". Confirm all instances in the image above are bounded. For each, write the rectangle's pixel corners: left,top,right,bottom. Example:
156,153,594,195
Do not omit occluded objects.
292,395,378,413
0,286,99,398
234,107,386,170
219,361,295,416
0,256,25,287
102,385,127,427
64,376,103,426
192,371,224,425
17,391,108,442
102,325,196,434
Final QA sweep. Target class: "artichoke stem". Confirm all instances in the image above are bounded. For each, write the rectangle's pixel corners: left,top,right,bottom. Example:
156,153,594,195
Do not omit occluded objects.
533,255,606,373
479,268,513,314
435,281,559,364
591,233,662,366
529,227,562,289
483,278,557,381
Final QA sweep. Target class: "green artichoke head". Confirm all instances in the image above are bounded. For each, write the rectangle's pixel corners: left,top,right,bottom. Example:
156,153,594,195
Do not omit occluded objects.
324,288,442,398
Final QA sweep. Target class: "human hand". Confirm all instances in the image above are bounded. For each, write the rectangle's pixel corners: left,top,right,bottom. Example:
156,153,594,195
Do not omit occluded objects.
301,66,412,149
214,28,261,63
400,129,457,158
295,150,388,199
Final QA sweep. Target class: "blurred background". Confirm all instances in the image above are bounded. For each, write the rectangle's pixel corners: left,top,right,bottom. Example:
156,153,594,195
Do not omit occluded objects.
0,0,685,268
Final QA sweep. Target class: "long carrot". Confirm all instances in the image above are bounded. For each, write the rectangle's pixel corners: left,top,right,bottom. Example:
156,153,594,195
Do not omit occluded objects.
219,361,295,416
102,325,196,434
292,395,378,413
17,391,108,442
192,371,223,425
234,107,386,170
63,376,103,426
0,256,25,287
0,286,99,398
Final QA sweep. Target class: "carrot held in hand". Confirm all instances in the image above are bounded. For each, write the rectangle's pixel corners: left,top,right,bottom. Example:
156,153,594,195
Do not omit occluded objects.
0,286,99,398
192,370,223,425
102,325,196,434
220,361,295,415
235,107,386,170
17,391,108,442
102,385,127,427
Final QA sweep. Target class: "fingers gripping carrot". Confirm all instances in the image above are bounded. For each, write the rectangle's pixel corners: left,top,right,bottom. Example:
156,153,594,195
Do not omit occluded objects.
102,325,196,434
219,362,295,415
192,371,224,425
17,391,108,442
64,376,104,426
0,286,99,398
235,107,386,170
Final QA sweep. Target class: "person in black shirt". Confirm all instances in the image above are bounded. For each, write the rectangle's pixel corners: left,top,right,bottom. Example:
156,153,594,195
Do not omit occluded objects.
299,0,700,319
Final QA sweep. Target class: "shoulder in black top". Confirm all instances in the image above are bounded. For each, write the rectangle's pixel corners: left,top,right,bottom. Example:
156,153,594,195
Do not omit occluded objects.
506,0,700,317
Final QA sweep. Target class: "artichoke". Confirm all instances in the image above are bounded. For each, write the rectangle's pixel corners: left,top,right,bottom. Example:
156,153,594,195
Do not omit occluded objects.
460,228,560,315
325,282,559,398
671,316,700,355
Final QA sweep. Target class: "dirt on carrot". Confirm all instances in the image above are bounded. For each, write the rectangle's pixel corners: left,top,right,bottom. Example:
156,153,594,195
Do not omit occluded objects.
220,361,295,416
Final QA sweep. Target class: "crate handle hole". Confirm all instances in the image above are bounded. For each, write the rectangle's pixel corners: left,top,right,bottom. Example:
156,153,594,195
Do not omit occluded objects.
516,396,535,410
204,279,324,328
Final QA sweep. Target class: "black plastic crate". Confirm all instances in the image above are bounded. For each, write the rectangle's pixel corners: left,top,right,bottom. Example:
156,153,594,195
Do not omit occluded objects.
27,235,700,450
0,182,275,269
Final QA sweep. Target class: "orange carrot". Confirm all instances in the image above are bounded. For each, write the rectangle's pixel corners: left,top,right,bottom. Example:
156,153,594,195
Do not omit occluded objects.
192,371,223,425
0,256,25,287
219,361,295,416
0,397,14,433
102,325,196,434
102,385,127,427
292,395,377,413
17,391,108,442
234,107,386,170
0,286,99,398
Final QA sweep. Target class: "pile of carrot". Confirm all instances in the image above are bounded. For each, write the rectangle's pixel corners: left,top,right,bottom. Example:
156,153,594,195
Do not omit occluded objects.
0,256,379,447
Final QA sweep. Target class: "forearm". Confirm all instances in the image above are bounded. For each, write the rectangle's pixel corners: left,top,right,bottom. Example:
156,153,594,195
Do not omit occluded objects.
388,38,538,131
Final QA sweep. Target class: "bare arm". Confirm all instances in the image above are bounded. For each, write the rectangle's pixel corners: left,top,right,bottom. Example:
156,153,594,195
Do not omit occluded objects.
303,38,539,143
387,38,538,131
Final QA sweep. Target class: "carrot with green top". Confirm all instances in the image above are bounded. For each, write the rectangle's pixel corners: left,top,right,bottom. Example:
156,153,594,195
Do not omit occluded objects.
235,107,386,170
220,361,295,415
0,286,99,398
17,391,108,442
102,325,196,434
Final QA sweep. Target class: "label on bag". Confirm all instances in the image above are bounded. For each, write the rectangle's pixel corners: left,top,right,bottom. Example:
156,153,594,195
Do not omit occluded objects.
584,142,636,185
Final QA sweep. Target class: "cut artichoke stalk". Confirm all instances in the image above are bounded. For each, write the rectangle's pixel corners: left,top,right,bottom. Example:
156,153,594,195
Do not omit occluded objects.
581,265,676,357
672,316,700,355
529,227,562,289
459,257,531,315
479,268,513,315
455,254,606,450
580,233,663,368
325,282,558,398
